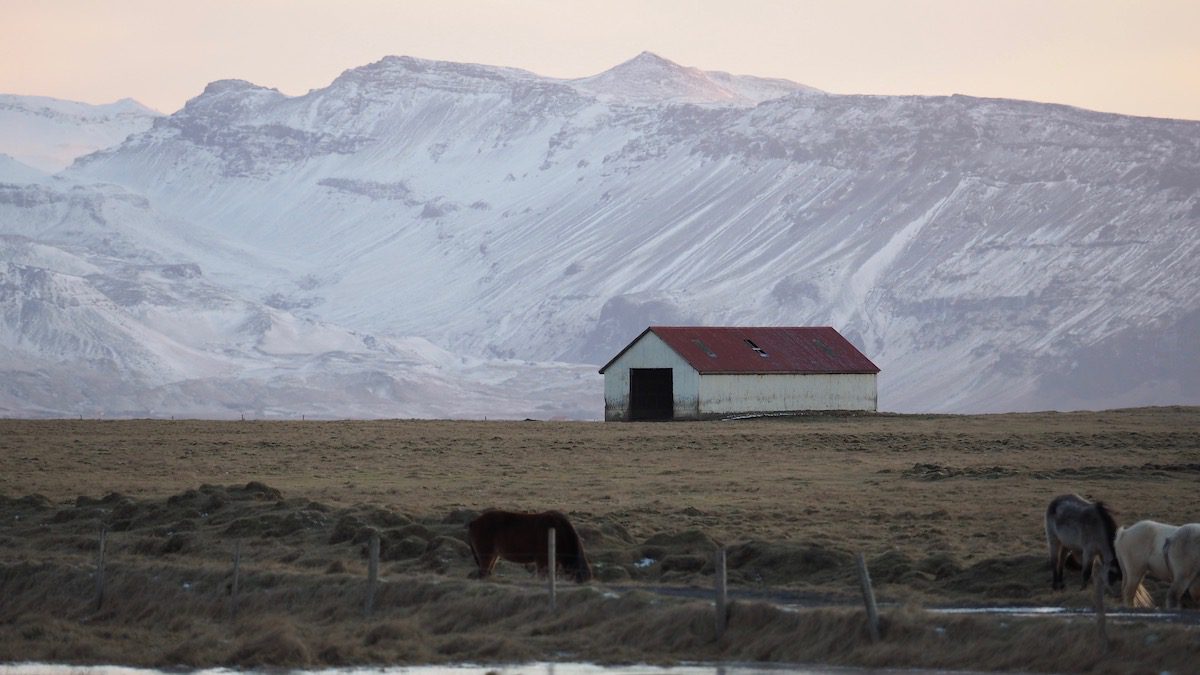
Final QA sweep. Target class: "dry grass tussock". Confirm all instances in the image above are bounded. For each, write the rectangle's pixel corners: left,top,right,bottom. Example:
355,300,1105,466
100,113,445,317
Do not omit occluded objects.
1,407,1199,671
2,561,1197,673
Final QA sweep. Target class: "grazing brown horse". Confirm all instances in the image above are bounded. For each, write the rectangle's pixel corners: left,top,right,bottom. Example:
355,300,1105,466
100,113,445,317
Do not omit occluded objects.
467,510,592,583
1044,494,1122,592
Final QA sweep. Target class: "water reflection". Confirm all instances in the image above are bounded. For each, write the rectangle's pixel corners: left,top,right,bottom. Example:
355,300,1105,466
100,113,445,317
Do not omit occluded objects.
0,662,976,675
928,605,1188,623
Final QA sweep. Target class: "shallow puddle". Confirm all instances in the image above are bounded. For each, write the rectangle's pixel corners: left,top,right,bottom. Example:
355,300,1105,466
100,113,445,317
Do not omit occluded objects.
0,662,986,675
928,605,1192,624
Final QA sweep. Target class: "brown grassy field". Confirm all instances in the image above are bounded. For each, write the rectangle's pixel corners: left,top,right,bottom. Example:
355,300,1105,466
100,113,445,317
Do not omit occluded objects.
2,407,1199,672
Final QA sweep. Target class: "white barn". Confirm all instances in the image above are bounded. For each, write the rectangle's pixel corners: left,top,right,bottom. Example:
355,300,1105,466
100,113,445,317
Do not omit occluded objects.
599,326,880,421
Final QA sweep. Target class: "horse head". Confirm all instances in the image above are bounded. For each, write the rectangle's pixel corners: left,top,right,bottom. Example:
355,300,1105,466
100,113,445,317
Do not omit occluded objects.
549,511,593,583
569,557,593,583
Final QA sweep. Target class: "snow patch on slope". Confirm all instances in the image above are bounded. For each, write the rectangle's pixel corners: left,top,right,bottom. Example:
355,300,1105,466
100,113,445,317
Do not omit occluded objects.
0,153,49,184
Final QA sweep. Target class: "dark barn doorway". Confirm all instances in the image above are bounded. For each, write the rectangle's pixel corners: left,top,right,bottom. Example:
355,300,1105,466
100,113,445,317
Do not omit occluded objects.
630,368,673,420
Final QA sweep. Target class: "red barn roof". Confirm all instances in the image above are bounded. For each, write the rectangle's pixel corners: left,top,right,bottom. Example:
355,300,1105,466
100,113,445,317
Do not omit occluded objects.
599,326,880,375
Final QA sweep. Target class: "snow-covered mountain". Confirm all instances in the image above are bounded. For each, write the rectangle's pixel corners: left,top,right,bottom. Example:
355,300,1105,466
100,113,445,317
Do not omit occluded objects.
0,178,596,419
0,95,160,172
571,52,818,105
2,53,1198,416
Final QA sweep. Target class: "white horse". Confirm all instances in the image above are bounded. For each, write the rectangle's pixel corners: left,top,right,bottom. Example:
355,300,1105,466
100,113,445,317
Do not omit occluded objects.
1114,520,1174,607
1164,523,1200,609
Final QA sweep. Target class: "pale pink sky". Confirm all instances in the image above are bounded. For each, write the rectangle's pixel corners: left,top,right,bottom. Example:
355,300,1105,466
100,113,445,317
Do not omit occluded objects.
2,0,1198,119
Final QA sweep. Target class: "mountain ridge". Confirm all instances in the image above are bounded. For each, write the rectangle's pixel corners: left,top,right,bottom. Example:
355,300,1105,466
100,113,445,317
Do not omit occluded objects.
2,53,1198,416
0,94,159,172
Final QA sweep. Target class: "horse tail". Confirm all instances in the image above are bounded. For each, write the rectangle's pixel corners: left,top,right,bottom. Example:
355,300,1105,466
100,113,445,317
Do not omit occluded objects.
1094,501,1119,550
1133,583,1154,608
1045,496,1063,556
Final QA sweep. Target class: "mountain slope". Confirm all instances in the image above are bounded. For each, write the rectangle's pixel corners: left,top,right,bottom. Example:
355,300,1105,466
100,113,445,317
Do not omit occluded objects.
11,54,1200,414
0,95,160,172
0,153,48,183
0,180,597,419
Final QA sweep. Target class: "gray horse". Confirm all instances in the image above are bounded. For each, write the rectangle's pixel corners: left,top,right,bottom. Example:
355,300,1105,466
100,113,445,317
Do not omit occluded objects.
1045,493,1122,592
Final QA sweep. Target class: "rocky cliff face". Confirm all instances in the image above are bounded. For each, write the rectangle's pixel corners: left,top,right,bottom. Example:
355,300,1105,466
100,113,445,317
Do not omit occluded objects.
2,53,1197,416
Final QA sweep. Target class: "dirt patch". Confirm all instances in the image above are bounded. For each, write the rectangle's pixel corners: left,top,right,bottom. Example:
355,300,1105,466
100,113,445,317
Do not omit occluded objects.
899,463,1019,480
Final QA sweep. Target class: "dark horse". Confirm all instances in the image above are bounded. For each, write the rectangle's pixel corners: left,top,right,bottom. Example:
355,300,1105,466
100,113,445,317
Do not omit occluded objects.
1045,493,1122,592
467,510,592,583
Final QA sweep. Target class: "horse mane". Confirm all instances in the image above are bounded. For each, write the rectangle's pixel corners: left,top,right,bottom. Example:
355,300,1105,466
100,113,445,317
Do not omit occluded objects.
1094,501,1119,549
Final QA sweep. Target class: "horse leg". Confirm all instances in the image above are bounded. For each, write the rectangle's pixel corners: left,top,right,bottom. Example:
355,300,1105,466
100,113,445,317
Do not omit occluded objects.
1049,539,1065,591
1171,569,1200,610
479,553,499,579
1167,577,1184,609
1100,555,1119,596
1116,534,1136,606
1079,547,1095,590
1122,568,1147,607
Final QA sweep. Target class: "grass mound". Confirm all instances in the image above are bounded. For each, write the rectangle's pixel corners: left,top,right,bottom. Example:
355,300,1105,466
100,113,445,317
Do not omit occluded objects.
3,410,1198,671
3,558,1195,672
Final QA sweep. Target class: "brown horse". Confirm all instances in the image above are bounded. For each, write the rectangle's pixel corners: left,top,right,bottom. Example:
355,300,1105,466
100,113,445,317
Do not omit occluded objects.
467,510,592,583
1044,494,1122,592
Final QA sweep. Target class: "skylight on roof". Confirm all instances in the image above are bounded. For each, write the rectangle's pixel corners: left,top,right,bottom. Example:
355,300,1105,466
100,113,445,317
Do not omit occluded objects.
812,338,835,357
691,338,717,358
745,339,769,357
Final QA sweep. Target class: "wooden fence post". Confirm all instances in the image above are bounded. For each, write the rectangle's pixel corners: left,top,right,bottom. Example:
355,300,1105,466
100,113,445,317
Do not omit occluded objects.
94,526,107,611
548,527,557,612
1093,559,1109,652
715,547,728,640
856,553,881,643
229,541,242,620
365,529,380,615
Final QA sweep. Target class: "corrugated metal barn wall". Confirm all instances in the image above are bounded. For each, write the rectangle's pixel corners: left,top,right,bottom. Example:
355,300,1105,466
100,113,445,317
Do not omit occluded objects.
698,373,877,415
